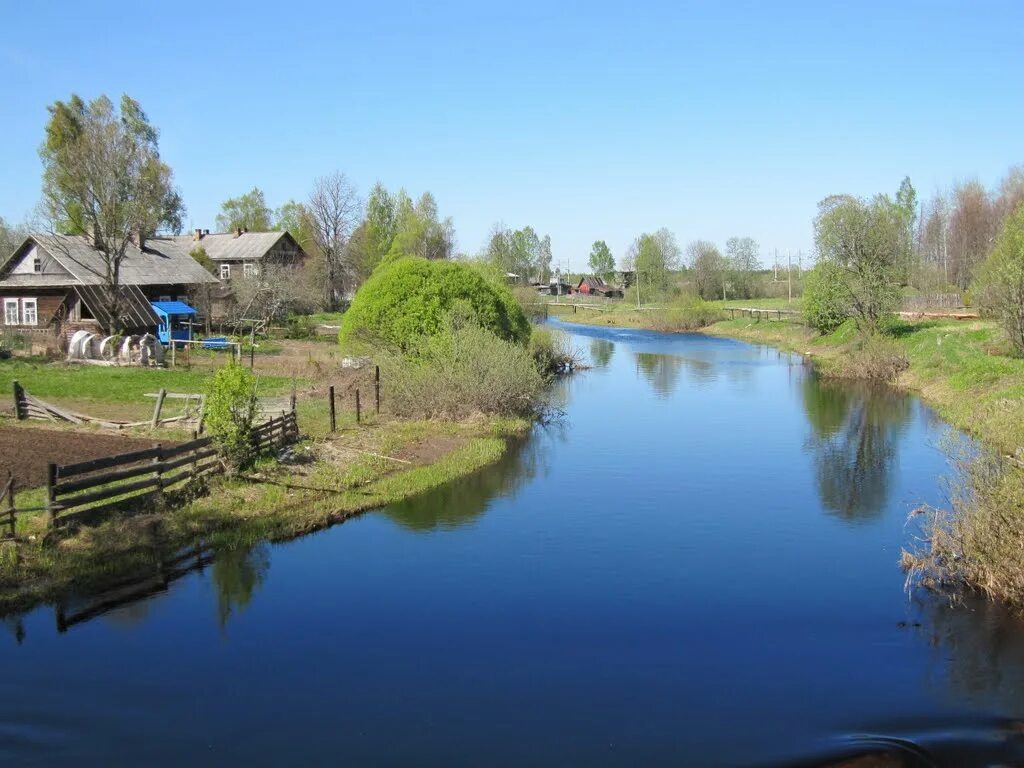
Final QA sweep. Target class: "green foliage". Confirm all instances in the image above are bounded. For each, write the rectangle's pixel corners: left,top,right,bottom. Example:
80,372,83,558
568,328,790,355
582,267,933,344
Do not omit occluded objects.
528,327,577,375
971,202,1024,355
284,315,317,339
274,200,314,251
627,228,680,299
588,240,616,280
204,364,259,469
813,193,904,331
378,323,545,419
216,187,272,232
484,225,549,281
724,236,760,298
189,245,216,274
803,261,850,333
338,257,530,351
648,297,724,332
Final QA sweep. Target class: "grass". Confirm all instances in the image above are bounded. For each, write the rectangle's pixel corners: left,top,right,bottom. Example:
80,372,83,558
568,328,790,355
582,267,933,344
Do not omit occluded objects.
0,414,529,615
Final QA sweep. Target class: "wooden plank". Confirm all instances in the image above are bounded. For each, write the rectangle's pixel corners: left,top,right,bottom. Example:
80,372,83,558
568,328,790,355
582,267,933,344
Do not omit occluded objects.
160,449,217,474
55,460,163,495
163,436,213,456
143,392,204,400
54,476,163,512
57,447,163,478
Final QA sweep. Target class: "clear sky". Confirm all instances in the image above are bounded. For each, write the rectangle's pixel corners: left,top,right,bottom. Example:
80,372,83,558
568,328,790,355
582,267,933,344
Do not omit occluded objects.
1,1,1021,270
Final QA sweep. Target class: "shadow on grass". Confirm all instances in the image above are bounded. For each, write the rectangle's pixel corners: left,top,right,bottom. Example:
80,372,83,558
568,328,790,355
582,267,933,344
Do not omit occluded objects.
885,319,941,339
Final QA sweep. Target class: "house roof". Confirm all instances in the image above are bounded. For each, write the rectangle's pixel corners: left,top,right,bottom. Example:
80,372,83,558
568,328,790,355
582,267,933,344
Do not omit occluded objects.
577,276,608,290
185,231,299,262
0,234,219,289
75,284,161,328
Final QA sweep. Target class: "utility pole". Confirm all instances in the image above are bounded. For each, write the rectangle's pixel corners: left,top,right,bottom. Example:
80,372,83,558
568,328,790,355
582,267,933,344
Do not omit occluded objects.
787,250,792,304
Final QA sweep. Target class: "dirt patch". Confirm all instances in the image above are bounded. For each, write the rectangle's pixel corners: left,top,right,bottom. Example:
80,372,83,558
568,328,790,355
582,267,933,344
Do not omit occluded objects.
0,424,174,489
394,435,466,466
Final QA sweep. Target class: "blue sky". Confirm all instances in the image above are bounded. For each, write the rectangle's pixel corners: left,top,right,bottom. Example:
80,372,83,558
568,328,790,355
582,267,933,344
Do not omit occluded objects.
1,1,1021,270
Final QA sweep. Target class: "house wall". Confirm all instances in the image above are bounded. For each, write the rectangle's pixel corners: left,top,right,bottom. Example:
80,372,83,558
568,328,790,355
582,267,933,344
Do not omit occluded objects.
0,289,70,328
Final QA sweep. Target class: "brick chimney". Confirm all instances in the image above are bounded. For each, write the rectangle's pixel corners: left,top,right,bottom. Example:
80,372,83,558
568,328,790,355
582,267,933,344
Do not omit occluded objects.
193,228,203,241
234,227,242,238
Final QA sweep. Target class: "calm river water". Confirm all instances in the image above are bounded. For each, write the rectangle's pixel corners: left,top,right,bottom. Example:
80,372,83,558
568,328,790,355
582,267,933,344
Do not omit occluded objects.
3,322,1024,766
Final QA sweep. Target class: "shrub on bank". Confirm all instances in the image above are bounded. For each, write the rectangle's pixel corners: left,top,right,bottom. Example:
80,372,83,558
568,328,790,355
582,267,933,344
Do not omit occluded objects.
338,257,530,352
529,327,579,376
648,298,724,332
204,364,259,470
803,261,851,334
824,332,909,382
378,323,545,419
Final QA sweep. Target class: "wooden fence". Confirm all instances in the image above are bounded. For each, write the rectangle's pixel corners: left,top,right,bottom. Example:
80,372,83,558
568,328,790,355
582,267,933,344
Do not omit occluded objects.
43,411,298,528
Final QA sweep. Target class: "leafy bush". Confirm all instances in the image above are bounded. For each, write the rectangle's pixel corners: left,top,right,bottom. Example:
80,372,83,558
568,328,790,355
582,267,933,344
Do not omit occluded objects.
529,327,578,376
648,298,723,332
284,315,317,340
204,364,259,469
338,257,530,352
378,323,545,419
971,202,1024,355
803,261,850,334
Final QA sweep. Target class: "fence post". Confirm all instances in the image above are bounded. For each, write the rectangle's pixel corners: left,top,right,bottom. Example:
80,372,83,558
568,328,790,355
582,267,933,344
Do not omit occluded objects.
374,366,380,414
4,473,14,539
290,377,297,413
329,385,336,432
355,389,361,424
12,380,23,420
46,463,57,528
152,443,163,491
151,388,167,428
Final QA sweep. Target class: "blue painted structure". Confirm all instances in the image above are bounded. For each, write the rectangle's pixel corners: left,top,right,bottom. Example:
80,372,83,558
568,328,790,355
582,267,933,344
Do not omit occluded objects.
150,301,197,346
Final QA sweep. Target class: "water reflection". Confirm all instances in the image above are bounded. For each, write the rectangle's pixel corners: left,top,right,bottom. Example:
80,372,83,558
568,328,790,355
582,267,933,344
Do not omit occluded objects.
589,338,614,368
383,436,544,532
212,544,270,628
634,352,684,397
803,376,912,522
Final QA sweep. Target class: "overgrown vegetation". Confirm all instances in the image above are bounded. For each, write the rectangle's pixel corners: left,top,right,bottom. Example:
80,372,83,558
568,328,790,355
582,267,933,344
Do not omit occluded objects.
204,364,259,469
971,202,1024,355
647,298,724,333
377,322,545,419
338,256,530,352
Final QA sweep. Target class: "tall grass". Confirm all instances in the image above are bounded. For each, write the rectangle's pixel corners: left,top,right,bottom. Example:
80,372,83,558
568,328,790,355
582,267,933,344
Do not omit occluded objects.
647,298,724,332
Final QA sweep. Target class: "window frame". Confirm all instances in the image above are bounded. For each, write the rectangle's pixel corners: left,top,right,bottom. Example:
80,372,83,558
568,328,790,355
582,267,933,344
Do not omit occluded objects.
3,298,18,325
219,263,231,280
243,262,259,279
21,298,37,326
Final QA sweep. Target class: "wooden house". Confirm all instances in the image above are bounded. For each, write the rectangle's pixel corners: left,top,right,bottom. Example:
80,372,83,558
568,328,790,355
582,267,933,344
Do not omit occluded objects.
185,228,307,282
576,276,624,298
0,234,219,344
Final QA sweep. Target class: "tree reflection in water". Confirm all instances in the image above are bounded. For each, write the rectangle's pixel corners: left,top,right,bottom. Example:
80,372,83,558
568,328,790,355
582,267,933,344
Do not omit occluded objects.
212,544,270,628
383,435,546,533
803,375,912,522
589,338,615,368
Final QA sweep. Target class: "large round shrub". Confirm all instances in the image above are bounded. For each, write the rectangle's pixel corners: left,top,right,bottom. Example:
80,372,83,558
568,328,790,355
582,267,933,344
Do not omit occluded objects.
803,261,850,334
339,257,531,351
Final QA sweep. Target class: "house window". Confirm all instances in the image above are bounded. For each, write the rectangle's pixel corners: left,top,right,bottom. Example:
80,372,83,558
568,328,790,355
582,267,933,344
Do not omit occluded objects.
243,262,258,279
3,299,18,325
33,258,42,273
21,298,37,326
220,264,231,280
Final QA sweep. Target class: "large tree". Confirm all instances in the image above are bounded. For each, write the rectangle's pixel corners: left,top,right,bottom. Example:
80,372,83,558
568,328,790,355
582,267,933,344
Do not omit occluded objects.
0,216,25,258
811,193,904,331
972,202,1024,355
588,240,615,280
216,187,273,232
307,172,360,310
724,236,760,299
40,93,185,333
687,240,725,300
626,228,680,299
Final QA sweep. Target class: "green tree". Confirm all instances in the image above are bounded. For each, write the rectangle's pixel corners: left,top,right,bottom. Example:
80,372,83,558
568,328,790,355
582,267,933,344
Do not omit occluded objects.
812,193,904,332
687,240,725,300
588,240,615,280
627,228,680,299
0,217,25,257
802,260,850,333
216,187,272,232
972,202,1024,354
274,199,314,251
339,257,530,352
538,235,553,282
894,176,918,281
40,93,185,333
725,236,760,299
204,364,259,470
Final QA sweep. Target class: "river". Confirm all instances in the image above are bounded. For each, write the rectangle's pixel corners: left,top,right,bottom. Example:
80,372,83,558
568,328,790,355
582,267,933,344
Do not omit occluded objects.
3,322,1024,766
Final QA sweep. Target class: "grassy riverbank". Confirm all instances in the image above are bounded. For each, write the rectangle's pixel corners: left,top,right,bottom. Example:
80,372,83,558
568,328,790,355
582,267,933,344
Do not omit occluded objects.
552,301,1024,456
0,413,528,615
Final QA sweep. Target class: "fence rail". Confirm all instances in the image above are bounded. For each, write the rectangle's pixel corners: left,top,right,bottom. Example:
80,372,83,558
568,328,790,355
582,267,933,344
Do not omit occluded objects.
43,411,299,528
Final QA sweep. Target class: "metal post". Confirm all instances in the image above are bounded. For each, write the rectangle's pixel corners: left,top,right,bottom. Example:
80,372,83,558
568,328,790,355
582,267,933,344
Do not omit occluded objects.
329,385,336,432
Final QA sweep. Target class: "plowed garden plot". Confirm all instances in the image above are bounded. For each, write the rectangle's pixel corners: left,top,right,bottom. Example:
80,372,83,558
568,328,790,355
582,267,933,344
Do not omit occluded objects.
0,425,172,489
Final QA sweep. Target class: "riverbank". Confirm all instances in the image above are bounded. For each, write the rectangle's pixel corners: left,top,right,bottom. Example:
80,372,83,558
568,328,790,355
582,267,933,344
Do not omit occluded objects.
553,302,1024,457
0,352,531,615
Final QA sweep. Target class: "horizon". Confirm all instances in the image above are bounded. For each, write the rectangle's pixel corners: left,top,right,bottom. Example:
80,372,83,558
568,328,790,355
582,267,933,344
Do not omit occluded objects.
1,1,1022,270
